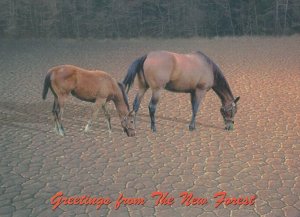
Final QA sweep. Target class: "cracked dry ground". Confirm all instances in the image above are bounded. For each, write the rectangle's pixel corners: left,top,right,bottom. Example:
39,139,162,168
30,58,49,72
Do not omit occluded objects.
0,37,299,217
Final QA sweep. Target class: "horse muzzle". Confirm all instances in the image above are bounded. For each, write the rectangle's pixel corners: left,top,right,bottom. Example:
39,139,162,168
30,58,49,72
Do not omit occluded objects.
225,122,234,131
124,128,136,137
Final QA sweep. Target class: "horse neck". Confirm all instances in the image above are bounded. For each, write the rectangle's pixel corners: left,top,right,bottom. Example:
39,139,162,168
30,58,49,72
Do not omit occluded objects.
114,100,128,119
212,70,234,106
113,87,129,119
214,88,234,106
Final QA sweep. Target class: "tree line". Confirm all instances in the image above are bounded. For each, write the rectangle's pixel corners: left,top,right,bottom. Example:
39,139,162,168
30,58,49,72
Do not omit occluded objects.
0,0,299,38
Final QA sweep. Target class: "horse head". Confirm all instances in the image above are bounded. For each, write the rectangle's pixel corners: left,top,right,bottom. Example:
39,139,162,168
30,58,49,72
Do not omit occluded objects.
220,96,240,130
121,110,136,137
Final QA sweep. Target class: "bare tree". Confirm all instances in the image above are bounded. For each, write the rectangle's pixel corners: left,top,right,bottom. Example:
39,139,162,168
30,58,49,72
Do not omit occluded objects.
0,0,299,38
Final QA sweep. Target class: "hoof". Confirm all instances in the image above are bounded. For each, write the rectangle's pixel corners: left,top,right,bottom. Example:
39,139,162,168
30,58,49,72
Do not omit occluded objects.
151,127,157,132
55,125,65,136
58,130,65,136
189,125,195,131
54,126,59,134
225,128,234,131
84,124,90,133
225,125,234,131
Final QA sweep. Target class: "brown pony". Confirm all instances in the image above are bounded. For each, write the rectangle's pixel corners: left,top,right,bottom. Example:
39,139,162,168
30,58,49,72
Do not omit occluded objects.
42,65,135,137
123,51,240,132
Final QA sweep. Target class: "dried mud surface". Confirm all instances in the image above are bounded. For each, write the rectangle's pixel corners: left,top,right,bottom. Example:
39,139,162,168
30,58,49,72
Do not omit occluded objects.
0,37,299,217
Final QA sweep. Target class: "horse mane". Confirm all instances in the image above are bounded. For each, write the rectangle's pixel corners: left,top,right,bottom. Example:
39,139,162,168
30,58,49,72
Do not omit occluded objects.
195,51,234,103
117,82,130,111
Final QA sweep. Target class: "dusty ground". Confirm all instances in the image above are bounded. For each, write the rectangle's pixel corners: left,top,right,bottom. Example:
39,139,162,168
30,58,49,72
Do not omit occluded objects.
0,36,299,217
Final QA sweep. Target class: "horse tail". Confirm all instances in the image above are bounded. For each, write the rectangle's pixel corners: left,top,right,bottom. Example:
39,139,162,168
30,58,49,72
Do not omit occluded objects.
123,55,147,93
42,71,52,100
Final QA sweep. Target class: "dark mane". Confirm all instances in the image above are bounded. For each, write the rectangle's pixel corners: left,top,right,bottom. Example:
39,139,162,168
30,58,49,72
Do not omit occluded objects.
195,51,234,104
117,82,130,110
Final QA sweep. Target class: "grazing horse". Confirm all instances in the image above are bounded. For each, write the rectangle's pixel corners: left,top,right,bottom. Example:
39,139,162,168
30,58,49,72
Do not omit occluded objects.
123,51,240,132
42,65,135,137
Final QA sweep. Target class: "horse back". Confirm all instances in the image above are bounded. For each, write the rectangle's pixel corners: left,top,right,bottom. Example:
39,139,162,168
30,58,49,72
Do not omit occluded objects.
75,68,116,99
50,65,116,100
144,51,214,91
143,51,175,89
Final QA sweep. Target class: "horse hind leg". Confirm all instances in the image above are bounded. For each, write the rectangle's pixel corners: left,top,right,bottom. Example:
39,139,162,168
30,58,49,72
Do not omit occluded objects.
52,98,60,134
52,97,65,136
56,95,67,136
148,89,161,132
133,87,148,127
133,88,148,113
189,89,206,131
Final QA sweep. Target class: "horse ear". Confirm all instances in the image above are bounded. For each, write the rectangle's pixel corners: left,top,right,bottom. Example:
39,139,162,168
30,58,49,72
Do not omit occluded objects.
234,96,240,103
118,82,125,89
128,110,134,116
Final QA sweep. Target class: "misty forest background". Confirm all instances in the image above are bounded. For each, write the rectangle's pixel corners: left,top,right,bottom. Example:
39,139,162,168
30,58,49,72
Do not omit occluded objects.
0,0,299,38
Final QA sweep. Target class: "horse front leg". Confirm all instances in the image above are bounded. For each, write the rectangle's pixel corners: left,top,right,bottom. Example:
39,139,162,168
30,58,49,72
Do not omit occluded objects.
189,89,206,131
85,99,104,132
102,103,112,134
148,90,161,132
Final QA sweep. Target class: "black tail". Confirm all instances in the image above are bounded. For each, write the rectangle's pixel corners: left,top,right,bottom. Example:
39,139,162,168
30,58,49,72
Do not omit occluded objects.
123,55,147,93
42,72,52,100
